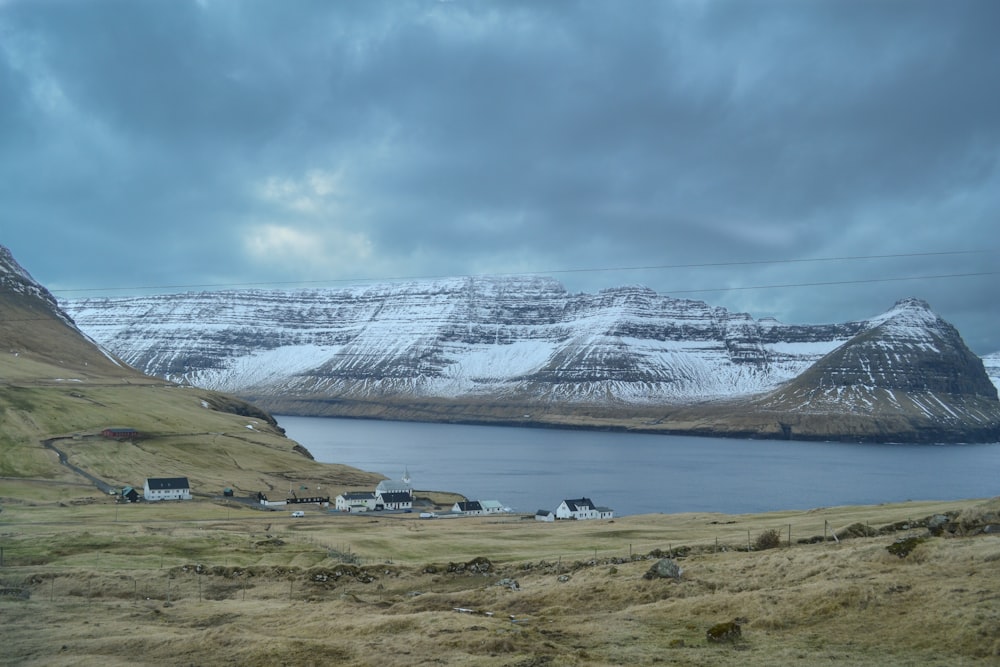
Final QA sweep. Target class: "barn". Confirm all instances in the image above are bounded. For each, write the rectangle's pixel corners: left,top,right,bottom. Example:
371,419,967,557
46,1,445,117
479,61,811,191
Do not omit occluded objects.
102,427,139,440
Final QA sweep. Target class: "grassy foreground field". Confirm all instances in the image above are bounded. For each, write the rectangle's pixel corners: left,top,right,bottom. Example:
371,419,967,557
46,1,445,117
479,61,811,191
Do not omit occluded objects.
2,491,999,666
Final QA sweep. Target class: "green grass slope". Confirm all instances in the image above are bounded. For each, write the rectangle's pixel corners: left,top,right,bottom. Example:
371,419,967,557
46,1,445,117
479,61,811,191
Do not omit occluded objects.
0,281,383,501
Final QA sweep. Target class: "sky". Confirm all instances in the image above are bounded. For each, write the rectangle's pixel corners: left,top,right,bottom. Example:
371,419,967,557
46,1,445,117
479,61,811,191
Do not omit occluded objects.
1,0,997,354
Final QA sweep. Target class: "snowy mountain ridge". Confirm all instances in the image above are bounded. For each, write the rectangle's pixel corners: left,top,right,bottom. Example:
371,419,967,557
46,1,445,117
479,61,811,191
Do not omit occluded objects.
64,276,997,400
62,276,873,402
49,276,1000,442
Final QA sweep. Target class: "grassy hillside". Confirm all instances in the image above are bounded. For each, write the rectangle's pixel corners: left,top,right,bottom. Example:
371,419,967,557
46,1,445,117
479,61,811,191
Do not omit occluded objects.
1,495,998,665
0,377,385,497
0,290,385,497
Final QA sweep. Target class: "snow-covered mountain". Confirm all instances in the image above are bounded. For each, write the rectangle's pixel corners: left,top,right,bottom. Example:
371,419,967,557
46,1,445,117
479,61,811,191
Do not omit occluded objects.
62,277,1000,442
63,276,866,400
752,298,999,441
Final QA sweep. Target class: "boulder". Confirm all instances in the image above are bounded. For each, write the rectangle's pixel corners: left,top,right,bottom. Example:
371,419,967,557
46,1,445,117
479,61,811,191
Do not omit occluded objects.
644,558,682,581
706,620,742,643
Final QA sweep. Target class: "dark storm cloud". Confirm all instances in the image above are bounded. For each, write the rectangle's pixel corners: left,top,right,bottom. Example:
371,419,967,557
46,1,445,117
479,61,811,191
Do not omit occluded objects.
1,0,997,352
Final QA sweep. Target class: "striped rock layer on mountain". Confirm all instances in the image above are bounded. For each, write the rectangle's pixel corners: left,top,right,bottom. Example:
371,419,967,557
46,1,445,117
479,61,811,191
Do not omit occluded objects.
60,277,1000,443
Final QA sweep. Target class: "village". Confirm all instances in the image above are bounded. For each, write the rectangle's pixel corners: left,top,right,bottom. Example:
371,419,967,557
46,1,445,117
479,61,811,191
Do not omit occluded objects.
101,427,615,521
117,469,615,522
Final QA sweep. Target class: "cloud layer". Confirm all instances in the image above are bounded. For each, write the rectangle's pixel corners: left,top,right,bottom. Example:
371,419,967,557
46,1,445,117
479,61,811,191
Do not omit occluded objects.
1,0,997,352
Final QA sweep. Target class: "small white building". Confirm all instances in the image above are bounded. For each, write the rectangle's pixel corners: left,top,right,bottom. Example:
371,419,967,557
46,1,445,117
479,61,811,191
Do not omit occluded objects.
555,497,613,520
478,500,507,514
336,491,377,512
144,477,192,502
535,509,555,522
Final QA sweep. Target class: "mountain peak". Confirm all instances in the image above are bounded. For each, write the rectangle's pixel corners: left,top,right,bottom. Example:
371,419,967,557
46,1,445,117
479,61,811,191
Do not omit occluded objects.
0,244,136,376
0,244,55,304
891,296,931,309
863,297,949,342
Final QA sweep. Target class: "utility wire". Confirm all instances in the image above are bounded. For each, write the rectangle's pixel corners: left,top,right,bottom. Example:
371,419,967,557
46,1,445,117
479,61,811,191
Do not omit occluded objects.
1,270,993,325
46,248,994,295
666,271,999,295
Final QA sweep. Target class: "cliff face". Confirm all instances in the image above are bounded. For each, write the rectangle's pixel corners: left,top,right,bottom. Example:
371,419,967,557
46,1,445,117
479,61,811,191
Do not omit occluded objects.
61,278,1000,443
751,298,999,443
62,277,861,399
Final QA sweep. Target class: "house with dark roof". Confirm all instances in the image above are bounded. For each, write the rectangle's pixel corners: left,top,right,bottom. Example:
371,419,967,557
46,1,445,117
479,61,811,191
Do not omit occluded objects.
143,477,192,502
452,500,483,515
535,509,555,522
555,497,613,520
453,500,507,516
377,490,412,511
371,470,414,510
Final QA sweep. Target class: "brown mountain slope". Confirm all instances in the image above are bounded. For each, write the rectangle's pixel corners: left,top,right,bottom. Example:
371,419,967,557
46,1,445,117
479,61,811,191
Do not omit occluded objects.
0,244,383,495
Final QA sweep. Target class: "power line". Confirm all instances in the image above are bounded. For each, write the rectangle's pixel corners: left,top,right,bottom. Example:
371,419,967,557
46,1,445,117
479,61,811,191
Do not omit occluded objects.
0,270,989,324
47,248,995,295
665,271,998,295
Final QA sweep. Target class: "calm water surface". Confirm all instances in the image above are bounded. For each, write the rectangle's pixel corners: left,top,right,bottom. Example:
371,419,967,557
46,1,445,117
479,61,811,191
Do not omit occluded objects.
277,416,1000,516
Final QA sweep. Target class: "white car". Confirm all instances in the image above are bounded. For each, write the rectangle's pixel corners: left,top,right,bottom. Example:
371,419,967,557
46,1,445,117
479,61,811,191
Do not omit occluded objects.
291,511,305,518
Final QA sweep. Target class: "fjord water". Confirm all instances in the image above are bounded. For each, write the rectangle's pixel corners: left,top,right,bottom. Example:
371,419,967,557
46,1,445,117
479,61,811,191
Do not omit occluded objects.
277,415,999,517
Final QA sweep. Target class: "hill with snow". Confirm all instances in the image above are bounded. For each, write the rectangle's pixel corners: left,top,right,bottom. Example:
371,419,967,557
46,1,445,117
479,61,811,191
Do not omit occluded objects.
62,277,1000,443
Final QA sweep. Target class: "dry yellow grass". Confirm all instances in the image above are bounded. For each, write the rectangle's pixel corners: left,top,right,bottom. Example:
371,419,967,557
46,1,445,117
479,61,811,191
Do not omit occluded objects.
2,490,999,666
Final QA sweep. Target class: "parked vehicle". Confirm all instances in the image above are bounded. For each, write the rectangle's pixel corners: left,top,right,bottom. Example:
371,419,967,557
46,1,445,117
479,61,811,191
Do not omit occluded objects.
291,510,305,518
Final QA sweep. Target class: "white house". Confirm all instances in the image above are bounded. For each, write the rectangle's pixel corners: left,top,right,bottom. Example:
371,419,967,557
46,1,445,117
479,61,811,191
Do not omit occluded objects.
377,490,413,511
555,497,614,520
478,500,507,514
144,477,192,502
335,491,377,512
452,499,507,516
535,509,555,522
